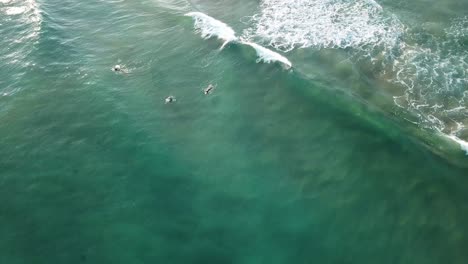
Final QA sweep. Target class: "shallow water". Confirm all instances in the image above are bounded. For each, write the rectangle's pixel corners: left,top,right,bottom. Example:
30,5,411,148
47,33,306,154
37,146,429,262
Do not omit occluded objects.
1,0,468,263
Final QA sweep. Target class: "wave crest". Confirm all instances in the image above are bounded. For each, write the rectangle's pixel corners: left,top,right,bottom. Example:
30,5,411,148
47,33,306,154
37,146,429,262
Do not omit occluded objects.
185,11,237,48
185,12,292,68
241,40,292,68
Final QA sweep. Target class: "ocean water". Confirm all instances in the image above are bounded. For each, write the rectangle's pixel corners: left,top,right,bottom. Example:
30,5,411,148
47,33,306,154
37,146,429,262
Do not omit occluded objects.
1,0,468,263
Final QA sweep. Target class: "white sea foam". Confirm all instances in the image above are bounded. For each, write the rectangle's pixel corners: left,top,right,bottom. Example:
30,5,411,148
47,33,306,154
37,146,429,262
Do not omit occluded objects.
185,12,292,68
5,6,25,15
446,16,468,40
185,12,237,49
245,1,468,151
388,17,468,137
241,40,292,68
243,0,404,52
446,135,468,155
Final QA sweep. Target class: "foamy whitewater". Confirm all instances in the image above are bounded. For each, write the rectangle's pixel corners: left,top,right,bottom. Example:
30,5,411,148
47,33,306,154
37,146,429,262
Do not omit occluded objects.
242,0,403,52
242,0,468,155
377,18,467,154
186,12,292,68
241,40,292,69
185,12,237,49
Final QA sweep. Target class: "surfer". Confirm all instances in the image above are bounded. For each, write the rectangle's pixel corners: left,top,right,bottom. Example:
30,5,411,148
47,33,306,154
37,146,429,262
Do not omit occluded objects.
165,96,176,104
112,65,121,72
204,84,215,95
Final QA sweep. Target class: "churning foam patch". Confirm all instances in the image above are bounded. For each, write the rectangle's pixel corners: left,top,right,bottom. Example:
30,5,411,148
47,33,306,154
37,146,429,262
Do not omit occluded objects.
388,17,468,137
245,1,468,144
243,0,404,52
185,12,237,48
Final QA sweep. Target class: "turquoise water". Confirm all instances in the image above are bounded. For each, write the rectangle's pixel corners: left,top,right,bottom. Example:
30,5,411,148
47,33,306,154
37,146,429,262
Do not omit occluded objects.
1,0,468,263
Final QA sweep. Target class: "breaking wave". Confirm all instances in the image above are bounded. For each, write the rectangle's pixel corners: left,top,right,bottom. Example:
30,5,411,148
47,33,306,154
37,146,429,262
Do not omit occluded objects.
185,12,292,68
244,0,468,156
185,11,237,49
240,40,292,69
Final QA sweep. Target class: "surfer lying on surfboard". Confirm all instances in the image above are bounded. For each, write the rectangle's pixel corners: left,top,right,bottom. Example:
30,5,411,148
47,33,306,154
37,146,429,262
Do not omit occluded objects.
204,84,215,95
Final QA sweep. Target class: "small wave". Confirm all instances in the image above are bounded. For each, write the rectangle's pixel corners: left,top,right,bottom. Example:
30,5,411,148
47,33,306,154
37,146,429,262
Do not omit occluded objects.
185,11,237,49
241,40,292,68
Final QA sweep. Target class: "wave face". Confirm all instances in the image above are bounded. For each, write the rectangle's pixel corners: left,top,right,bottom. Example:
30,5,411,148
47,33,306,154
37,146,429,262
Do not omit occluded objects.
244,0,468,154
185,11,237,46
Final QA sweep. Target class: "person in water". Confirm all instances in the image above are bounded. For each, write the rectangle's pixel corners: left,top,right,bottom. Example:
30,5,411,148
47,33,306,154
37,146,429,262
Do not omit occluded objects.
165,96,176,104
204,84,215,95
112,65,121,72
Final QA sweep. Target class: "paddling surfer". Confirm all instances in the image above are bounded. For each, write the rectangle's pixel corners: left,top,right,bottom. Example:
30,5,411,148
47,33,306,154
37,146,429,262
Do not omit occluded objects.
204,84,215,95
165,96,176,104
112,65,121,72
